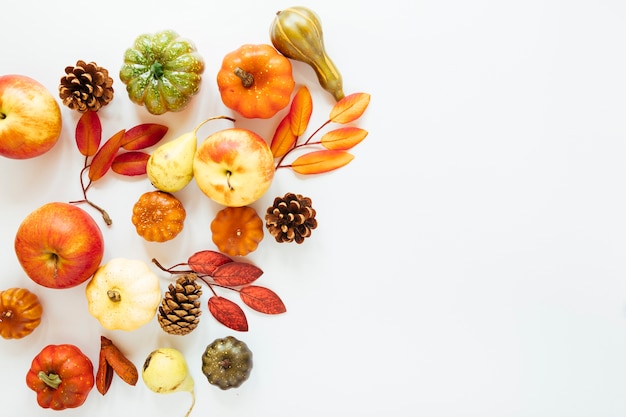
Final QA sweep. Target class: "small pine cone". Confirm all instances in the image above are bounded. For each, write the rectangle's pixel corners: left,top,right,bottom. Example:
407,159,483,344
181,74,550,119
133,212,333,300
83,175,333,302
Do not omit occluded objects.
158,274,202,336
59,60,114,112
265,192,317,244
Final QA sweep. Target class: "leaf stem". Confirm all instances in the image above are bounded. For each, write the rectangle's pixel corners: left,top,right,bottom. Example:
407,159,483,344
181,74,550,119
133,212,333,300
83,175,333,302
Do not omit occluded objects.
303,119,331,145
274,119,331,170
71,157,112,225
151,258,194,274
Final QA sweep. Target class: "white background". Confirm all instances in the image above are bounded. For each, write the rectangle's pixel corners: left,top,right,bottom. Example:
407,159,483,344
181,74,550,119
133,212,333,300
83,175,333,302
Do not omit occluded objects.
2,0,626,416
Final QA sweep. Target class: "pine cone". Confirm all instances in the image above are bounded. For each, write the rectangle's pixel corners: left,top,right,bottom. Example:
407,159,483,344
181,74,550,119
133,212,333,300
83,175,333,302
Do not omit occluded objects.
265,192,317,244
59,60,114,112
158,274,202,336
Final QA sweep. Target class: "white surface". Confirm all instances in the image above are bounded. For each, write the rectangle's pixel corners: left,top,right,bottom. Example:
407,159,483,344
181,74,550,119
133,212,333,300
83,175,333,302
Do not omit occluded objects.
2,0,626,416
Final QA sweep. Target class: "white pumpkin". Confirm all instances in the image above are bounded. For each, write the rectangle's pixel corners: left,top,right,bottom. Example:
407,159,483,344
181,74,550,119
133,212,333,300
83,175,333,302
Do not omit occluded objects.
86,258,161,331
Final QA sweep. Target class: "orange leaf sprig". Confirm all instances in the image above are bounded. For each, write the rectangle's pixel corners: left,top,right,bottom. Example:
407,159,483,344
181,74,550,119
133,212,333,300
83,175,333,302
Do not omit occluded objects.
271,87,370,174
152,250,286,332
71,110,168,225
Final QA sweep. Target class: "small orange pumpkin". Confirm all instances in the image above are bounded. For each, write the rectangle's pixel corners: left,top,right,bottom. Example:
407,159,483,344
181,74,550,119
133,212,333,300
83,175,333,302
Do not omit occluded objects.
131,190,186,242
0,287,43,339
211,206,264,256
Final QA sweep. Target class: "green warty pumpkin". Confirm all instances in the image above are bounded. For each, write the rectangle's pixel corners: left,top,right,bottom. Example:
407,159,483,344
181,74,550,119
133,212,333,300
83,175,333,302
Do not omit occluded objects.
120,30,205,115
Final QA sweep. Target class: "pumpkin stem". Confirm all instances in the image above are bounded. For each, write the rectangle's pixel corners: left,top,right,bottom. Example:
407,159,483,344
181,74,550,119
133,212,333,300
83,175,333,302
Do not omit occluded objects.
234,67,254,88
151,62,164,79
38,371,62,390
107,290,122,302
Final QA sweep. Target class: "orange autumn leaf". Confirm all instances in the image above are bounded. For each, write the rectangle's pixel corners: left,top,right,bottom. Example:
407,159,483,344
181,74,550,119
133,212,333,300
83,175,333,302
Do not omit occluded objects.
291,150,354,175
111,151,150,176
187,250,233,275
212,262,263,286
329,92,371,124
240,285,286,315
289,86,312,136
270,113,297,158
208,296,248,331
88,129,125,182
120,124,168,150
321,127,368,150
75,110,102,156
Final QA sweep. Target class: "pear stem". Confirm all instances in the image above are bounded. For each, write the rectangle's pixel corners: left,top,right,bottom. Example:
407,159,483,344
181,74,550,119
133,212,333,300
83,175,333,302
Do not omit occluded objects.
193,115,236,137
184,391,196,417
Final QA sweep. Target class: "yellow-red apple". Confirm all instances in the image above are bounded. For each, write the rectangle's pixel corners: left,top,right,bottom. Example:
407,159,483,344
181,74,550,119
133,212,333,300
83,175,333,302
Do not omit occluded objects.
0,74,62,159
193,128,274,207
14,202,105,289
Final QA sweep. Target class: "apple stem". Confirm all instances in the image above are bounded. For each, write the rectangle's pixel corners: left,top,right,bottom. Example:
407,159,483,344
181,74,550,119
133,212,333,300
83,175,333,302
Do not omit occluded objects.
226,171,234,190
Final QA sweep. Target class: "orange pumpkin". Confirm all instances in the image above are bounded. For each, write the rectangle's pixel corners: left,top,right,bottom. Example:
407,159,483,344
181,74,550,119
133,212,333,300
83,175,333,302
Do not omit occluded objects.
131,190,186,242
211,206,264,256
216,44,295,119
0,287,43,339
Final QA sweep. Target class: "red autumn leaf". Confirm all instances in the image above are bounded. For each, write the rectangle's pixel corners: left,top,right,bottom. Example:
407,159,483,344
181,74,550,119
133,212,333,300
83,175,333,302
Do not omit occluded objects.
187,250,233,275
111,151,150,176
320,127,368,150
212,262,263,286
208,296,248,331
289,86,313,136
120,123,169,150
270,114,297,158
329,92,371,124
75,110,102,156
290,150,354,175
240,286,286,315
88,129,126,182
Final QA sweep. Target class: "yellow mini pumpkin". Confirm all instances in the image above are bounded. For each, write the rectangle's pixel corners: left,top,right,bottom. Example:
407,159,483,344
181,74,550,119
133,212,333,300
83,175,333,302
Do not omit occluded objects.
85,258,162,331
210,206,264,257
131,190,186,242
0,287,42,339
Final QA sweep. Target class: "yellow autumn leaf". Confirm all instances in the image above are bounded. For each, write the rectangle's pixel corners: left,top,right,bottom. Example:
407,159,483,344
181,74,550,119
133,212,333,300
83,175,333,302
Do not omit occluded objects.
289,86,313,136
290,150,354,175
270,114,297,158
329,92,371,124
321,127,368,150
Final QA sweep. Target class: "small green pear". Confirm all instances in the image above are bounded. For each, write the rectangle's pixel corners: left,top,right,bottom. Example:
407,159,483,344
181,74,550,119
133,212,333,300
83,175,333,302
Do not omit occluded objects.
146,130,196,193
142,348,195,417
147,115,235,193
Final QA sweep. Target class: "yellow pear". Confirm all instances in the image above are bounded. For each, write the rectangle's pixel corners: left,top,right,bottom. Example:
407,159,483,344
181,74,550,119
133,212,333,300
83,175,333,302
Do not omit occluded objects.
146,130,196,193
142,348,195,417
147,116,234,193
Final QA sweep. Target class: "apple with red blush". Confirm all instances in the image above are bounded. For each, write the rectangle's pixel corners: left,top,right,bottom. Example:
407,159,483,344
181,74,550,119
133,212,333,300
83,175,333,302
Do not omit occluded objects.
193,128,275,207
0,74,62,159
14,202,105,289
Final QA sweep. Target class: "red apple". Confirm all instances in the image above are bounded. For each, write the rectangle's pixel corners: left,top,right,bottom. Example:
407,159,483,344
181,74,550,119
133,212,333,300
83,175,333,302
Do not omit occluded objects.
0,74,62,159
193,128,275,207
14,202,105,289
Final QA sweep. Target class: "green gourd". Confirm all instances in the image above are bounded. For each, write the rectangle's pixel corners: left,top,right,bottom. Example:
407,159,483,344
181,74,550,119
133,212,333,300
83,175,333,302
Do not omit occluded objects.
269,6,345,101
